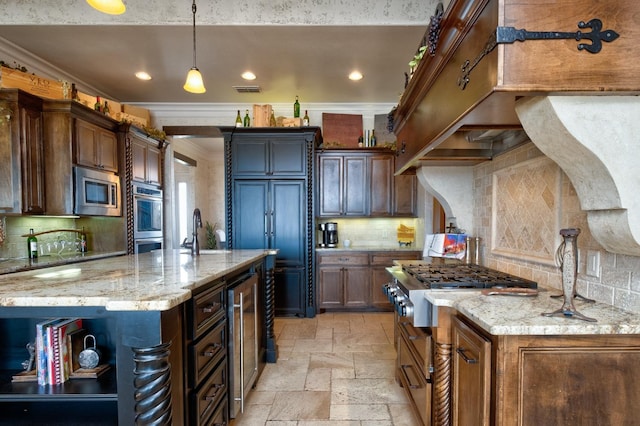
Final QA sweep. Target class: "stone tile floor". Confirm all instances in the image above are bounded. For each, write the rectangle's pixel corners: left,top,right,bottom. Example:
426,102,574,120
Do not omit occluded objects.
233,312,421,425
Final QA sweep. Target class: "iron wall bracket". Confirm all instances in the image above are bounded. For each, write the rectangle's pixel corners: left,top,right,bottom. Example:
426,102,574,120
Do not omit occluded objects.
458,18,619,90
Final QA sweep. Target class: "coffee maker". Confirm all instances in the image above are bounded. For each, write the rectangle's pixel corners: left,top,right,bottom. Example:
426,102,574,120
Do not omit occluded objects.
318,222,338,248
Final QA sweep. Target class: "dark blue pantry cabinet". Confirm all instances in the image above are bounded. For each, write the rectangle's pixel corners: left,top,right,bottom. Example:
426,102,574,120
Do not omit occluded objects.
221,127,322,318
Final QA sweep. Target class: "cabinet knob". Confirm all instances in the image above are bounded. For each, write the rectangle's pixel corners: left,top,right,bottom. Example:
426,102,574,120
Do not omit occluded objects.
202,343,223,357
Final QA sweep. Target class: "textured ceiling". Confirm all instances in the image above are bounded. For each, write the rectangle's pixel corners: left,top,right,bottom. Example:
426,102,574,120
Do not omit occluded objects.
0,0,444,104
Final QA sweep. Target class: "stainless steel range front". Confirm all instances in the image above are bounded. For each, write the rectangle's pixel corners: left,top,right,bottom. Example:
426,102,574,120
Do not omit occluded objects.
384,263,538,327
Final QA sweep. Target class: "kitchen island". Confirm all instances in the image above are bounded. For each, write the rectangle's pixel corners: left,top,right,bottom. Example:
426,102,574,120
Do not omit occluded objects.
424,288,640,425
0,249,276,425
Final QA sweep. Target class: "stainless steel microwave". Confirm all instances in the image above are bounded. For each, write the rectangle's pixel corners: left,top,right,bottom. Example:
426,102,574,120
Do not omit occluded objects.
73,166,121,216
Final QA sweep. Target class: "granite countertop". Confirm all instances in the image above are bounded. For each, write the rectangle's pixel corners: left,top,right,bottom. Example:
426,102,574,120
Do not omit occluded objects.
0,249,270,312
0,251,127,275
315,247,422,252
426,288,640,335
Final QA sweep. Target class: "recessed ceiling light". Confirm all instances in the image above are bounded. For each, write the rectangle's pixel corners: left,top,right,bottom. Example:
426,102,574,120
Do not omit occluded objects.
135,71,152,81
349,71,363,81
242,71,256,80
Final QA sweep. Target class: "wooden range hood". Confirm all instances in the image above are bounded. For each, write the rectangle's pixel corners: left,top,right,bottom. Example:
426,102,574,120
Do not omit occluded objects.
393,0,636,172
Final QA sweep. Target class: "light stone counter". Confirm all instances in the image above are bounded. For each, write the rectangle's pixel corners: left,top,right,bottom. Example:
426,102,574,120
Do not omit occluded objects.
426,287,640,335
0,249,270,311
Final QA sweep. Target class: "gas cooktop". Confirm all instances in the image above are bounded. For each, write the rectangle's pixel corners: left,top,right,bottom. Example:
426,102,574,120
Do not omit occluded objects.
402,264,538,290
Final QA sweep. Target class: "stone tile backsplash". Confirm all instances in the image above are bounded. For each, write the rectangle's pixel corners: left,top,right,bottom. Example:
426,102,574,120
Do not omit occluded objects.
475,142,640,313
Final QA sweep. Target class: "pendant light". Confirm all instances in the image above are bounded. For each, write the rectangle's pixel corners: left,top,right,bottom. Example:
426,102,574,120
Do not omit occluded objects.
86,0,126,15
183,0,206,93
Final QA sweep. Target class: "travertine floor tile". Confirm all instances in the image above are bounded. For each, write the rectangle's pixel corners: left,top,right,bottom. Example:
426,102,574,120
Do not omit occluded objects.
309,352,354,370
238,312,418,426
268,391,331,421
388,403,421,426
331,378,407,404
293,338,334,353
305,367,332,391
330,403,390,421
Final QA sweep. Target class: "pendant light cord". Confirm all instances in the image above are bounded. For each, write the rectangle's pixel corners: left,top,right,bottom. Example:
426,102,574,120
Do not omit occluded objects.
191,0,197,68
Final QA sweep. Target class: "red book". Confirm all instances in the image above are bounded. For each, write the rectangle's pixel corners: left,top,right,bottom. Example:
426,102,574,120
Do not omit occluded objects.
35,318,59,386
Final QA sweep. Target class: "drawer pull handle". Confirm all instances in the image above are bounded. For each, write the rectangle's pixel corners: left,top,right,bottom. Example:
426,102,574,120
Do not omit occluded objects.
204,384,224,400
203,343,223,357
456,347,478,364
400,364,424,389
202,302,221,313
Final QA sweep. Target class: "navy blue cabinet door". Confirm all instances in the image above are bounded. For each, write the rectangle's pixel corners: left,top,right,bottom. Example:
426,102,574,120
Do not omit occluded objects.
232,137,306,177
233,180,307,316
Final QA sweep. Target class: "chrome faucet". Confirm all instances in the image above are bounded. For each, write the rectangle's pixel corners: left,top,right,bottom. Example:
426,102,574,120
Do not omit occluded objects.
181,208,202,255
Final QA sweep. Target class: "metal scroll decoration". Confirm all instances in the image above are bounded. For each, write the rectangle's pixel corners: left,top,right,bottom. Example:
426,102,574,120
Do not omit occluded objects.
458,18,620,90
542,228,597,322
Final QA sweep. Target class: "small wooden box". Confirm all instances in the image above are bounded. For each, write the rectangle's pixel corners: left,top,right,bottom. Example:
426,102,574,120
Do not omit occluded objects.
123,104,150,123
253,104,273,127
0,67,67,100
282,117,303,127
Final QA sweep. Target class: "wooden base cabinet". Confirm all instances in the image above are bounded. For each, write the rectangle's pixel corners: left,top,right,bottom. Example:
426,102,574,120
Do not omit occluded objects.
317,251,422,311
451,316,491,426
451,315,640,426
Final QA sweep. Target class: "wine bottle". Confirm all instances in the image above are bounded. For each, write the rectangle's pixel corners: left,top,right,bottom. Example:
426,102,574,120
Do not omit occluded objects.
358,132,364,147
303,110,309,126
80,227,87,253
94,96,102,112
243,109,250,127
71,83,79,102
270,111,277,127
27,229,38,259
293,96,300,118
235,110,243,127
103,101,110,116
370,130,377,147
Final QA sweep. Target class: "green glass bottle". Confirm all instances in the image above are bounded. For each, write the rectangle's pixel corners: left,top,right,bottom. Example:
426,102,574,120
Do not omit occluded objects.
94,96,102,112
235,110,242,127
293,96,300,118
103,100,110,116
27,229,38,259
370,130,377,147
243,109,250,127
303,110,309,126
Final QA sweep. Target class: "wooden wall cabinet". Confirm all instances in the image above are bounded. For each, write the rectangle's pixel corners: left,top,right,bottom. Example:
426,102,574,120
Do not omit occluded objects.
74,118,118,172
0,89,45,214
317,149,417,218
130,131,162,186
42,99,121,216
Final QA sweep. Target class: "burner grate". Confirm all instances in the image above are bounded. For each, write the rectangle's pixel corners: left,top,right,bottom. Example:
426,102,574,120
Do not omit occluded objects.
403,264,537,289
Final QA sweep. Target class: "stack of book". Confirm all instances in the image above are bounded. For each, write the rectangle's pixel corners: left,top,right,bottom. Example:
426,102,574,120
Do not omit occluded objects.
35,318,85,386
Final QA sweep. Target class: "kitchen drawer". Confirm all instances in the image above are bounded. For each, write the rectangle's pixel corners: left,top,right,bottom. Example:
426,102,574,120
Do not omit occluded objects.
188,319,227,387
188,281,225,340
398,330,431,425
398,319,431,378
317,253,369,266
206,398,228,426
190,360,227,426
370,251,421,266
